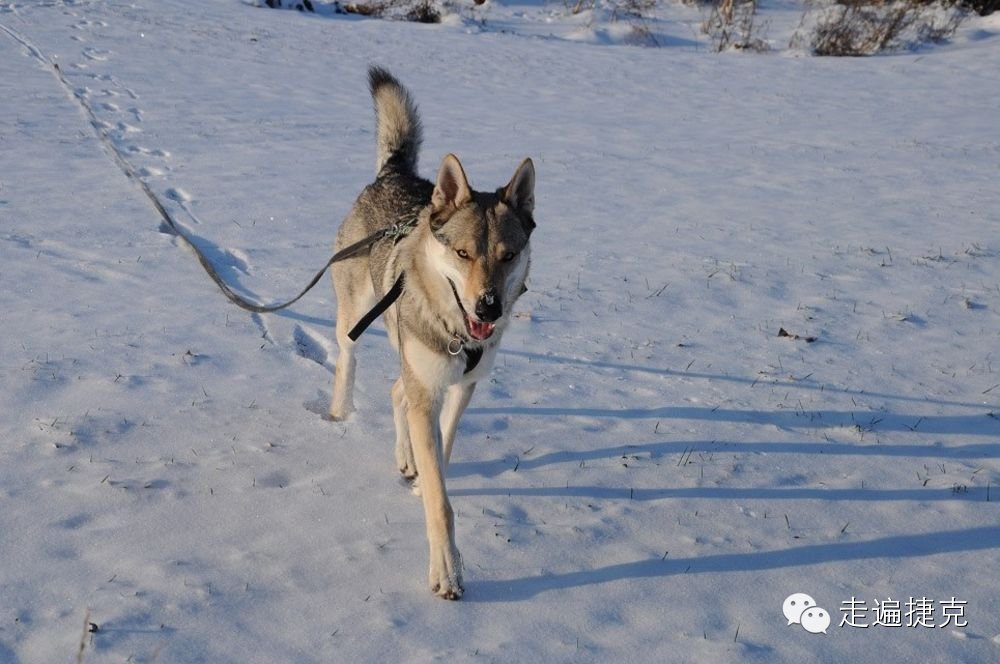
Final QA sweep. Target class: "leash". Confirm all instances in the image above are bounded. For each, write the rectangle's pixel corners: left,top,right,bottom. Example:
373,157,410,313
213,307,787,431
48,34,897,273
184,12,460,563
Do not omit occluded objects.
0,23,479,367
0,22,410,316
196,221,414,314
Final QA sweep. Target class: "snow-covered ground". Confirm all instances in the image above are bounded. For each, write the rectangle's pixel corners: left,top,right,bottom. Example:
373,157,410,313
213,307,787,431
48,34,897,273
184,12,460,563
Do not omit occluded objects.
1,0,999,661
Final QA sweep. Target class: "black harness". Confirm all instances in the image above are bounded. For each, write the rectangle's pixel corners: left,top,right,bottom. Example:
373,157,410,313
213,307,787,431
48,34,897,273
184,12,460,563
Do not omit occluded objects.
347,274,405,343
462,345,484,375
346,272,484,375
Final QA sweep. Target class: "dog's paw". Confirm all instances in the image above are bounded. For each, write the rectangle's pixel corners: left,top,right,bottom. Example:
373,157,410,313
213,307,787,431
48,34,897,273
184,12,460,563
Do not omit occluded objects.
429,570,463,600
428,544,463,600
328,398,354,422
395,440,417,480
432,582,463,601
328,408,350,422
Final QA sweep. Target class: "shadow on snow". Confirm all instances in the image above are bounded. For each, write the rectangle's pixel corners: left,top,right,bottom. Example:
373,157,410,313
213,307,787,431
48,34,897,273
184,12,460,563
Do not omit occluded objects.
464,525,1000,602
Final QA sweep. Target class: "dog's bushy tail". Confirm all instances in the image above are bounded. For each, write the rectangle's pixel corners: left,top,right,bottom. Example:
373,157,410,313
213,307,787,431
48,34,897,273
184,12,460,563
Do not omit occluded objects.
369,66,422,176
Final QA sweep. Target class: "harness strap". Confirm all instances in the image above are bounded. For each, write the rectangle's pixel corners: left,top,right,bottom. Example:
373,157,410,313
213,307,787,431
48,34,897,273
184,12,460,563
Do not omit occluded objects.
348,271,484,375
348,273,405,342
463,346,484,374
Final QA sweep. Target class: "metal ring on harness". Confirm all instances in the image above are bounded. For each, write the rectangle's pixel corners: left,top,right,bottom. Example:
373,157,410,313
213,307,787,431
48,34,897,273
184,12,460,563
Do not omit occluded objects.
447,337,464,356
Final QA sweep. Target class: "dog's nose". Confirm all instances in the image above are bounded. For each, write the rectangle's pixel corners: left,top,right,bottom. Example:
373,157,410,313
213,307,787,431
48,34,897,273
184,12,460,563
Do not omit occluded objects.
475,289,502,322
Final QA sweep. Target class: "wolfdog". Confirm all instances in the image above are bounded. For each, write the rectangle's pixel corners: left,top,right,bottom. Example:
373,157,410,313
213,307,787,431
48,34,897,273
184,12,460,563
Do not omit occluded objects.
329,67,535,599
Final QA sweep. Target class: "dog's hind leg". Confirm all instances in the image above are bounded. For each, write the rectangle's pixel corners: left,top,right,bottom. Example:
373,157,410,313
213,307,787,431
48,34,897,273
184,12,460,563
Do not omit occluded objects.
330,314,358,421
440,382,475,473
329,265,375,421
392,377,416,479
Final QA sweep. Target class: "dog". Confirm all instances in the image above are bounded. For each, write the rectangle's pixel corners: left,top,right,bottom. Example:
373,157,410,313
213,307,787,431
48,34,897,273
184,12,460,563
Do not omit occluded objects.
329,67,535,599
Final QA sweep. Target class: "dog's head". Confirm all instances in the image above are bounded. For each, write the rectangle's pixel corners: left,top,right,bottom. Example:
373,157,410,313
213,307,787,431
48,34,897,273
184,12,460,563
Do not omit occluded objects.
427,154,534,342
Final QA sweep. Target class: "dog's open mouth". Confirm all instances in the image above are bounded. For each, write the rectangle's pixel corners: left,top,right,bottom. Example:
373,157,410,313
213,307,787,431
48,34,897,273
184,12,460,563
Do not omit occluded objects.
446,277,496,342
465,316,495,341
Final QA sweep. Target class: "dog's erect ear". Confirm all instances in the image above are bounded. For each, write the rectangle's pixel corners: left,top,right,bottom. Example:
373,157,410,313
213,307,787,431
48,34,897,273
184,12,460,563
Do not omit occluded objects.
432,154,472,211
503,158,535,236
503,158,535,216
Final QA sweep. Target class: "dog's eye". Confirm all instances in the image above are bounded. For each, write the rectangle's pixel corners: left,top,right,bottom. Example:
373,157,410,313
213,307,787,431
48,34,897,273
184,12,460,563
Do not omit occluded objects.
456,249,470,260
501,251,517,262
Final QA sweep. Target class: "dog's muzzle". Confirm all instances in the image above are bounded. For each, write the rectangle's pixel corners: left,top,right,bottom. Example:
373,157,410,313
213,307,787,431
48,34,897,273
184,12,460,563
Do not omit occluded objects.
475,288,502,323
447,279,497,342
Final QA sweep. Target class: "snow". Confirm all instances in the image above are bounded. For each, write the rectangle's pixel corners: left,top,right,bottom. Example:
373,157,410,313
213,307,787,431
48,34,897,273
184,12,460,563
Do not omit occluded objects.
1,0,999,661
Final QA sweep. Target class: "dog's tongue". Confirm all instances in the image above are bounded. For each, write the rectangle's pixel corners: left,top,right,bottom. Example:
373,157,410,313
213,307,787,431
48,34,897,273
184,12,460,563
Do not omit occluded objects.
467,317,495,341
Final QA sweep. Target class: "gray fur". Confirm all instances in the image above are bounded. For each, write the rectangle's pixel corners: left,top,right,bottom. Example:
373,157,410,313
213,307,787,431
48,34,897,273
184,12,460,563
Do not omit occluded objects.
368,66,422,176
329,67,535,600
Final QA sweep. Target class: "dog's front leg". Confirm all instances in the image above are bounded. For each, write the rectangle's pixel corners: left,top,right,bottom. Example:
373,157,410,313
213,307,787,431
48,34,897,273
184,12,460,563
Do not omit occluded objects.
401,355,462,599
